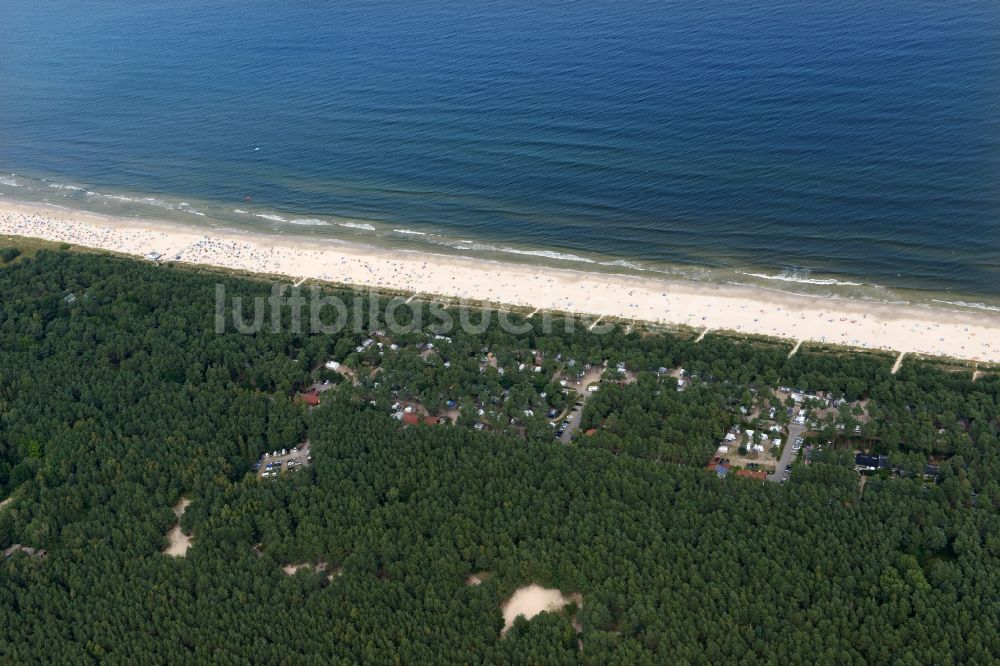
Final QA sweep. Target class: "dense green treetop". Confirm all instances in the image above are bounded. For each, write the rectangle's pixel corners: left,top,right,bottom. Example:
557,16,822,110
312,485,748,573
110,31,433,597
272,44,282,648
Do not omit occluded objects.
0,249,998,664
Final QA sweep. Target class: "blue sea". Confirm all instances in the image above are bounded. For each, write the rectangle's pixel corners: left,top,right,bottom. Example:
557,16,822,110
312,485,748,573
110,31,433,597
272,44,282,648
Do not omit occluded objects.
1,0,998,306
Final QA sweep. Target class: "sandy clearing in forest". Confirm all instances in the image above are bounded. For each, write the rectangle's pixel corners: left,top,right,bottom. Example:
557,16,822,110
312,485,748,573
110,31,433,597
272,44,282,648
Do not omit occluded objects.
0,497,13,511
466,572,490,586
283,561,327,575
163,498,192,557
501,585,583,636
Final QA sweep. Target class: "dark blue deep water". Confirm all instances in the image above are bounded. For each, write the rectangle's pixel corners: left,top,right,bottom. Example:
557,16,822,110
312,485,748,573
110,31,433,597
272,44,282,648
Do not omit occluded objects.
1,1,998,302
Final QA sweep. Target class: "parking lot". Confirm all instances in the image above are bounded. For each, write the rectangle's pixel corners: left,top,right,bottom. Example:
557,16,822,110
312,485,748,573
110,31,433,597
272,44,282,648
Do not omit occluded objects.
555,367,605,442
768,424,805,483
255,441,312,479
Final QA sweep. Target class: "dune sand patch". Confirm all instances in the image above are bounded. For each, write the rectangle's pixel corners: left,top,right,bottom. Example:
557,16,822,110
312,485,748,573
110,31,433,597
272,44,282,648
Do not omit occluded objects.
163,498,192,557
466,571,490,586
501,584,583,637
282,561,329,575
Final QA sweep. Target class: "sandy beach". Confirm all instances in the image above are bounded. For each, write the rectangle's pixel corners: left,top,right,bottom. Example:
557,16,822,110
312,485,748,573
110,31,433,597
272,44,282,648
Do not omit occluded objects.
1,200,999,364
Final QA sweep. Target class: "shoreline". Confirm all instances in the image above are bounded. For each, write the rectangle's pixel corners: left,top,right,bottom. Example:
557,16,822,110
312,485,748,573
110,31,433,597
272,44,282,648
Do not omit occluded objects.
1,199,999,364
6,170,997,309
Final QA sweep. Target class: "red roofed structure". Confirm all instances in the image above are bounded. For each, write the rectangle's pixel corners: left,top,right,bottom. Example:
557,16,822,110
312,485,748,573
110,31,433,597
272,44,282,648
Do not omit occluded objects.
297,390,320,407
402,413,440,426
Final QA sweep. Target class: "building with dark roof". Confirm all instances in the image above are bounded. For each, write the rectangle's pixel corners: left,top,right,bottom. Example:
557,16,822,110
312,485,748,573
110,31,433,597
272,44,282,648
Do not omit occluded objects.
855,453,888,472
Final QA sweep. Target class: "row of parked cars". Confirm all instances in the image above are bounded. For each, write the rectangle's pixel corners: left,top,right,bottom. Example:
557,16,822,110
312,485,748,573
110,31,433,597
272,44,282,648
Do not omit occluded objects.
252,445,312,479
779,436,808,483
261,459,306,478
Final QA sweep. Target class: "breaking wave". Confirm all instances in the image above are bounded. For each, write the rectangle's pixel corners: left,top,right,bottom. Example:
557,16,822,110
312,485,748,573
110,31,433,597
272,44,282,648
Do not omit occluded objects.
85,192,201,214
931,299,1000,313
336,221,376,231
496,247,597,263
253,213,287,222
600,258,643,270
421,235,600,264
289,218,331,226
740,271,863,287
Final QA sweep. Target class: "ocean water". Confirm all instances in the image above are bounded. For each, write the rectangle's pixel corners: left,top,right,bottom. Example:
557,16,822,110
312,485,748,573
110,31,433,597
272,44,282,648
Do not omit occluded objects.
0,0,998,305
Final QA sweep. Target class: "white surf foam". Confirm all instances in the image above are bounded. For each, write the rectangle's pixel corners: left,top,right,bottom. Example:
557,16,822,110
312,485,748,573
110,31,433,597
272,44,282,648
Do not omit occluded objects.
931,299,1000,313
740,271,862,287
497,247,597,263
289,218,331,226
600,258,642,270
424,236,602,264
98,193,185,211
336,221,376,231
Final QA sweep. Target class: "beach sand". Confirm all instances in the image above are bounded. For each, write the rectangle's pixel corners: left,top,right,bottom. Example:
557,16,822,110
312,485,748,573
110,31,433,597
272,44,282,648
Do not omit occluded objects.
2,200,999,363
